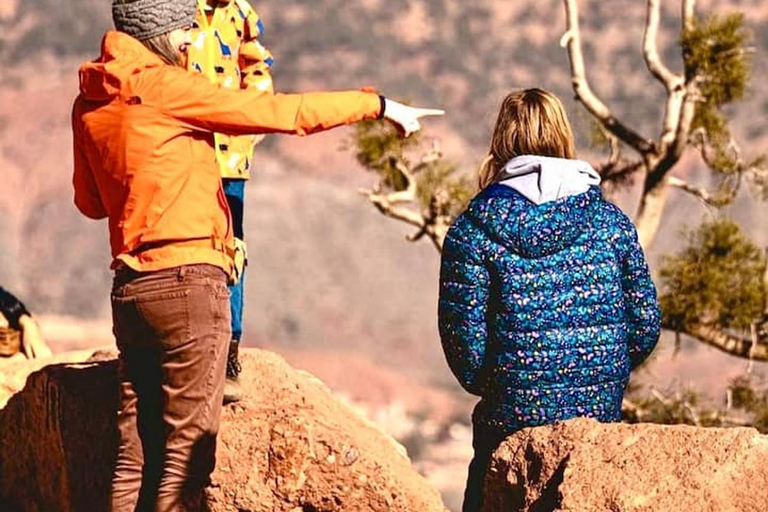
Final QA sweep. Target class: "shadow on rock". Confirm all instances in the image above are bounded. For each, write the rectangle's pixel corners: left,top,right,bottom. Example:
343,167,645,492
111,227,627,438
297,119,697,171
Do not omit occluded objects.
0,360,119,512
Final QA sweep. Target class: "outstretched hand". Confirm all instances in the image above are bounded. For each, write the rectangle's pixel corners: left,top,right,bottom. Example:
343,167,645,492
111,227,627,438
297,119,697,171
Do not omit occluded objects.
383,98,445,137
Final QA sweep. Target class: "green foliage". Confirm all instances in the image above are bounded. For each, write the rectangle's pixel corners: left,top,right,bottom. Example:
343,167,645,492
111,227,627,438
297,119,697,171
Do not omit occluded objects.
626,390,724,428
587,117,611,151
659,218,766,331
722,376,768,433
729,376,760,410
416,161,476,220
624,376,768,433
682,13,751,174
352,121,475,219
352,120,419,192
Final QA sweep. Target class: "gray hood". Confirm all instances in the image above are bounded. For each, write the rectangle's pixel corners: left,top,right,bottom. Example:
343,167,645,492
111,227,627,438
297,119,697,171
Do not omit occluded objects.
496,155,601,204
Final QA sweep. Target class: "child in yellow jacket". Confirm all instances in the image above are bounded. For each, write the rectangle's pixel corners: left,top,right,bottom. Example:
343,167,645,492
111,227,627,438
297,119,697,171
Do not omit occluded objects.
187,0,275,403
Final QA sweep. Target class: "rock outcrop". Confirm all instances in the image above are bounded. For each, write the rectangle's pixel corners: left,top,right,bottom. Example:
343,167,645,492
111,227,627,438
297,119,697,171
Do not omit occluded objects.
0,349,447,512
483,417,768,512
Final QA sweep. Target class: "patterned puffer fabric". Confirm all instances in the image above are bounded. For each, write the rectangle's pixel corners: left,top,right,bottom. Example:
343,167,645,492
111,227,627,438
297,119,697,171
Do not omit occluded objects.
438,184,660,438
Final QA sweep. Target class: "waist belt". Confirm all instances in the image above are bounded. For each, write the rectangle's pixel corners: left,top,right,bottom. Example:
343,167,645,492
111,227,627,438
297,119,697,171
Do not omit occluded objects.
133,236,229,255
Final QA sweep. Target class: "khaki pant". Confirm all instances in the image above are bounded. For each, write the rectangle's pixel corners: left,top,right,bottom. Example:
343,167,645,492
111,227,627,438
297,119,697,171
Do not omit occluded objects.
109,264,230,512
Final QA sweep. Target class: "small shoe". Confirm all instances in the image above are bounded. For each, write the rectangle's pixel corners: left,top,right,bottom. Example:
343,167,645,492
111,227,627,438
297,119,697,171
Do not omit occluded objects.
223,341,243,404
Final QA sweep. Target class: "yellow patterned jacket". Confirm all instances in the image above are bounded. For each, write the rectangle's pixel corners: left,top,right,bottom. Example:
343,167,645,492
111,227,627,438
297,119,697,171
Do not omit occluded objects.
188,0,274,180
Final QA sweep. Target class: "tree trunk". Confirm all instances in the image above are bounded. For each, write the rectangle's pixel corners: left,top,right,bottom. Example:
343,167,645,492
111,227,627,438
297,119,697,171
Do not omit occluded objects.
635,178,671,250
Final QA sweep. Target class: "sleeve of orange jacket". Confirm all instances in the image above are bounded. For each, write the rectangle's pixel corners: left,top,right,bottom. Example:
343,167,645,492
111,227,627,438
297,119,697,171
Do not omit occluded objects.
71,106,107,220
239,4,274,93
158,68,382,136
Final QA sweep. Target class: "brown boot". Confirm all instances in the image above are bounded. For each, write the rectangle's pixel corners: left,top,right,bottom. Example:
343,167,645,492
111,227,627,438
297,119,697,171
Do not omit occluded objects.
223,341,243,404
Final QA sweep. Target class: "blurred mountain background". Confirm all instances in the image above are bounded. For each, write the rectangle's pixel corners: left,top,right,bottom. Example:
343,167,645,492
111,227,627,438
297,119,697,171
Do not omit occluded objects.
0,1,766,508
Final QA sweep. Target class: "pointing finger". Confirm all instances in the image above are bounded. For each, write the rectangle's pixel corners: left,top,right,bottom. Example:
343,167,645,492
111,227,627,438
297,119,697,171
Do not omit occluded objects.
414,108,445,118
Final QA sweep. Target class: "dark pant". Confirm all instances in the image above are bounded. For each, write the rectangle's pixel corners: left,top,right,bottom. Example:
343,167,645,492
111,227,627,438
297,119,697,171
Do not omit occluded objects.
223,178,245,342
463,430,508,512
109,264,231,512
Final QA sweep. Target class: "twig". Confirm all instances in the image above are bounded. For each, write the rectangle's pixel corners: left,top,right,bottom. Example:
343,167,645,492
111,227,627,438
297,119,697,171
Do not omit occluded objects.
667,176,733,207
747,323,758,375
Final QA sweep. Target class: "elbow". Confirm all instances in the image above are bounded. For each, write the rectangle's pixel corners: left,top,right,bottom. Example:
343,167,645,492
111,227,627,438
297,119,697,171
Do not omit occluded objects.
74,198,106,219
459,378,485,397
447,359,487,396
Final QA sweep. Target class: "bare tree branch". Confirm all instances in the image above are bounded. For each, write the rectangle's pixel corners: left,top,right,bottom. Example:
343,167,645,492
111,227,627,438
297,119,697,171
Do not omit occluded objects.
598,159,644,185
669,84,699,161
683,0,696,32
666,321,768,361
359,151,449,252
643,0,687,154
747,322,758,374
667,175,735,206
359,188,424,227
691,129,768,201
561,0,655,154
760,249,768,340
643,0,683,90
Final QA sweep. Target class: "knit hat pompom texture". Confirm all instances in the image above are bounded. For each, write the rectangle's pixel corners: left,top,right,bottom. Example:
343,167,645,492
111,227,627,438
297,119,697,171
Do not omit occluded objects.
112,0,197,41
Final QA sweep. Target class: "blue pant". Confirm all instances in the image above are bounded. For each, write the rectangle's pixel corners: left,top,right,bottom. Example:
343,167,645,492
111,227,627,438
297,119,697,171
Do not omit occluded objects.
223,179,245,343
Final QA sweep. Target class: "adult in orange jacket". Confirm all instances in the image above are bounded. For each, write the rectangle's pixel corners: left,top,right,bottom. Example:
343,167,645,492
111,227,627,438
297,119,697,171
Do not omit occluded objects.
72,1,442,510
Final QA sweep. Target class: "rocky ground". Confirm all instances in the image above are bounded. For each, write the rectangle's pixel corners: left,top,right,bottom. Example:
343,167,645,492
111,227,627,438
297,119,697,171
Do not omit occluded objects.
0,348,448,512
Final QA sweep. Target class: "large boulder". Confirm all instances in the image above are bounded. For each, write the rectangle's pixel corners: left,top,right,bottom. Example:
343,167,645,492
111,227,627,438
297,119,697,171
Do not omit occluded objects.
483,417,768,512
0,348,447,512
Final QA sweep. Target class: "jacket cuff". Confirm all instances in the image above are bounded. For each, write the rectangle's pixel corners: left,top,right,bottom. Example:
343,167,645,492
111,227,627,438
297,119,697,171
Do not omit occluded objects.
378,95,386,120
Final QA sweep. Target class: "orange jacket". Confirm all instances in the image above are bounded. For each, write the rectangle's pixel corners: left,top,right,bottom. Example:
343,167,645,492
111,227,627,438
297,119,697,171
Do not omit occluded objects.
73,31,382,274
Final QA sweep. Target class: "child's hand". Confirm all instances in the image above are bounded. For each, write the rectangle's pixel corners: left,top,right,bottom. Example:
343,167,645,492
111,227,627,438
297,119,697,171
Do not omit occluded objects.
383,98,445,137
18,315,52,359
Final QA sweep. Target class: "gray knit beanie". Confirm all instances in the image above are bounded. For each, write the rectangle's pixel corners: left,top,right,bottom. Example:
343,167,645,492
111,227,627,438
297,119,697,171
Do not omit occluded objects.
112,0,197,41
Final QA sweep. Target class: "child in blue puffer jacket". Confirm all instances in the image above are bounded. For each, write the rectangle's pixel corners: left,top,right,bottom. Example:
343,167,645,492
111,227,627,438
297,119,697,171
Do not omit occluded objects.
438,88,661,512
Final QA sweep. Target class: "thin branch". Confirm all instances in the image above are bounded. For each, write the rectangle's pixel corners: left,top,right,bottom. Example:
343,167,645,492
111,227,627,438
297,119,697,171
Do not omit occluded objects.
747,323,758,374
598,160,644,185
650,387,673,407
561,0,655,155
683,400,702,426
760,249,768,340
670,84,699,160
359,189,425,229
359,155,425,229
359,150,448,252
643,0,687,153
683,0,696,33
386,158,419,204
608,135,621,166
667,175,735,207
692,129,767,199
643,0,683,90
621,397,646,421
763,249,768,321
650,387,701,427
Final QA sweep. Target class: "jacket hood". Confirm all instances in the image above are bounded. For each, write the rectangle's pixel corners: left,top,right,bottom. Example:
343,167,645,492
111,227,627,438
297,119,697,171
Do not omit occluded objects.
78,31,165,101
496,155,601,205
465,178,603,259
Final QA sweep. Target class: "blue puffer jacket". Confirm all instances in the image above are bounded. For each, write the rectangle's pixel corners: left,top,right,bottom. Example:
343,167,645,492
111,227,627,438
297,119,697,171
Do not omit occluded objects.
438,156,660,438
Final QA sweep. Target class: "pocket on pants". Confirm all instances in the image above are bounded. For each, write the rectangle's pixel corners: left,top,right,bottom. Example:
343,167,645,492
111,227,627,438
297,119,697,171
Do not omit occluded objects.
134,289,192,349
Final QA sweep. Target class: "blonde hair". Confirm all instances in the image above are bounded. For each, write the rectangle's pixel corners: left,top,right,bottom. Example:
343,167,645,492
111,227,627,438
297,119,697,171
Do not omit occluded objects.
479,88,576,189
